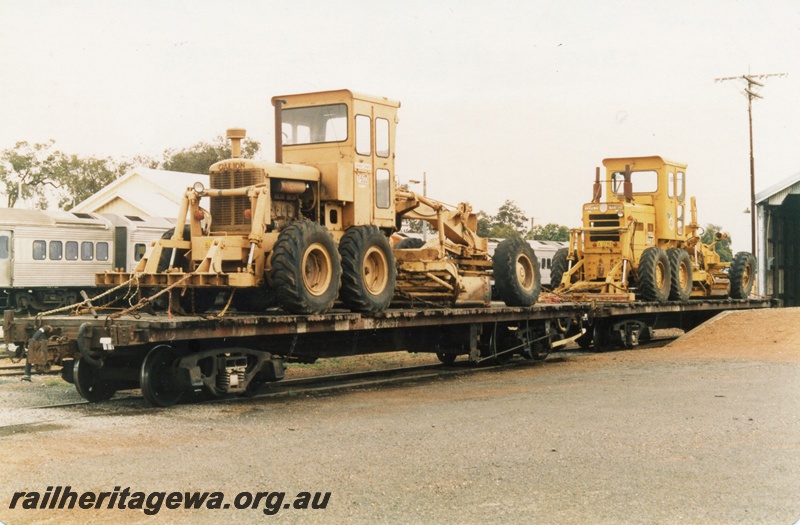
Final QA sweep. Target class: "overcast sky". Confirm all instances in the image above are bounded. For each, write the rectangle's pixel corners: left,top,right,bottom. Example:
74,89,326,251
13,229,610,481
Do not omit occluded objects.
1,0,798,251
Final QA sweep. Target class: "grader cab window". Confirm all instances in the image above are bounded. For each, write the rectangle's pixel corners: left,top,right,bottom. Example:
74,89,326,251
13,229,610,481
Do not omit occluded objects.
611,170,658,194
281,104,348,145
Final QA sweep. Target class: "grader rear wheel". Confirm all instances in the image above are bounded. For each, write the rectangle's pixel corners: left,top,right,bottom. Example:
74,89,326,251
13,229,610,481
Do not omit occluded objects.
339,226,396,313
666,248,693,302
493,238,541,306
638,247,670,304
271,221,342,315
550,247,569,289
729,251,756,299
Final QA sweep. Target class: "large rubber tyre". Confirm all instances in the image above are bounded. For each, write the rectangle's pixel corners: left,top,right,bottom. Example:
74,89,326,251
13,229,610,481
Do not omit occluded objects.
393,237,425,250
270,221,342,315
666,247,693,302
729,251,756,299
156,225,192,272
339,226,396,313
637,247,670,304
493,238,541,306
140,345,187,408
232,287,277,312
179,289,219,314
550,247,569,289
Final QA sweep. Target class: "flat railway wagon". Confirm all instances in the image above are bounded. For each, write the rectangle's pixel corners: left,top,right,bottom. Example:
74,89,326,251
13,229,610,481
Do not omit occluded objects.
4,296,772,407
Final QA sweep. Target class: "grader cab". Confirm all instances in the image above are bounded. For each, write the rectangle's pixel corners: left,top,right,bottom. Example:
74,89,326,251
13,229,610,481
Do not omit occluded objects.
551,156,756,303
97,89,541,315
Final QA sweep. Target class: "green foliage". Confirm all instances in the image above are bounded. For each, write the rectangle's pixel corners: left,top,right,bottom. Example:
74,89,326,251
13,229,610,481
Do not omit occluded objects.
0,140,62,208
701,223,733,262
477,200,530,238
162,135,260,174
0,133,261,210
530,223,570,241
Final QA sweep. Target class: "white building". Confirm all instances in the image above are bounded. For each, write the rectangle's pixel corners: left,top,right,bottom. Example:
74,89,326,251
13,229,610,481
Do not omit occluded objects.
70,167,208,218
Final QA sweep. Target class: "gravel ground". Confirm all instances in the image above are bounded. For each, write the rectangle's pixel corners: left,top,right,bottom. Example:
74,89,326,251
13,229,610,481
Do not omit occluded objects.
0,307,798,525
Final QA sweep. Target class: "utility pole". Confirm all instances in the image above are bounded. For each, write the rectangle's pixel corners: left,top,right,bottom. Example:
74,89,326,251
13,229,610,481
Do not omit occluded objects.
715,72,788,254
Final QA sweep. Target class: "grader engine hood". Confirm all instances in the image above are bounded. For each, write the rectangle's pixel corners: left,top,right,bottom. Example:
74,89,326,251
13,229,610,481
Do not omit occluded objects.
207,158,320,234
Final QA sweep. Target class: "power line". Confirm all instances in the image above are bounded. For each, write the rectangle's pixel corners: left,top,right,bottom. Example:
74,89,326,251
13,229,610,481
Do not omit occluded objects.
714,72,788,255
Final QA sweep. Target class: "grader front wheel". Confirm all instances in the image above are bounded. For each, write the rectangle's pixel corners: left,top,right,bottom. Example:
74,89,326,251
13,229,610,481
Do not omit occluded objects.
271,221,342,315
339,226,396,313
493,238,541,306
638,247,670,304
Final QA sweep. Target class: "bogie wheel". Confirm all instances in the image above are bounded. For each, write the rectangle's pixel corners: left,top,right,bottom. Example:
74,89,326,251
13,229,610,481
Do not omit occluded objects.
73,357,117,402
550,247,569,289
393,237,425,250
637,247,671,304
729,251,757,299
270,221,342,314
339,226,397,313
666,248,693,302
140,345,188,408
436,350,458,365
493,238,541,306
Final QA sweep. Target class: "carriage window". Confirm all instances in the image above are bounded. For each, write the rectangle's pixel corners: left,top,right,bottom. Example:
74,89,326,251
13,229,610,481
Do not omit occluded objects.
33,240,46,260
96,242,109,261
134,243,147,261
0,236,8,259
81,241,94,261
49,241,63,260
66,241,78,261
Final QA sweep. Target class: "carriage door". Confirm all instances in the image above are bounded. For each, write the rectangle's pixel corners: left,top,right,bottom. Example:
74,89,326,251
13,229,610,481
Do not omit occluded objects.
0,231,12,287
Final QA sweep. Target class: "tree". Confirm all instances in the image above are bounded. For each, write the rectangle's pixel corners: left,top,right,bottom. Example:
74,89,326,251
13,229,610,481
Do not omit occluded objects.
0,140,63,208
530,223,570,241
162,135,260,174
701,223,733,262
477,200,530,238
55,155,122,210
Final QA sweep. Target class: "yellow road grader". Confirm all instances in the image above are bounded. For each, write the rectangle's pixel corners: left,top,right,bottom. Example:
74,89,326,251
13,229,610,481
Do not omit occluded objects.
97,89,540,315
551,156,757,304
